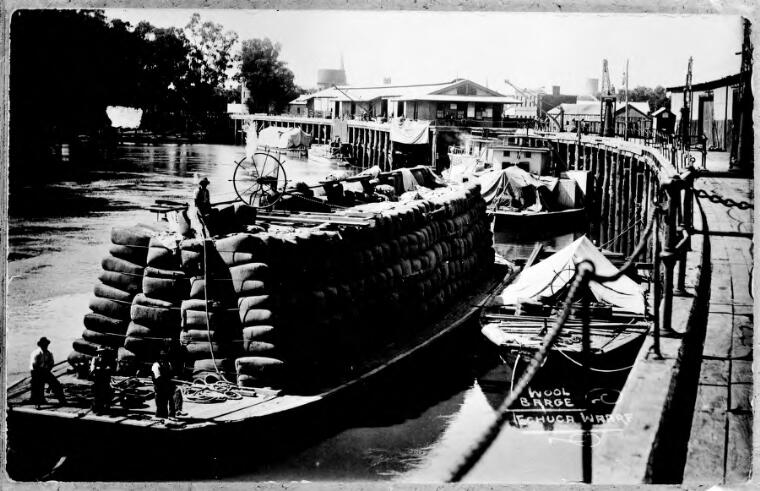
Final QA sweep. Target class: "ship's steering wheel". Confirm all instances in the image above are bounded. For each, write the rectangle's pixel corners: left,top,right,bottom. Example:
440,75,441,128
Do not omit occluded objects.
232,151,288,208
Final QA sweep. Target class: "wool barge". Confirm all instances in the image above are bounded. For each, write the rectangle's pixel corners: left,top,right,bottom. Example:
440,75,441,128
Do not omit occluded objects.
7,165,510,477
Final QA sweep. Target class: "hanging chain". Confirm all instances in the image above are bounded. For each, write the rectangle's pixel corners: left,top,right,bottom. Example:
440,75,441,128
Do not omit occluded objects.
693,187,754,210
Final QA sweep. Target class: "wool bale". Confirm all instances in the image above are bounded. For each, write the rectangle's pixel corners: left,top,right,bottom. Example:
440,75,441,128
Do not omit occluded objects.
108,244,148,265
111,226,153,248
101,256,144,276
93,282,134,303
83,312,128,334
98,270,142,294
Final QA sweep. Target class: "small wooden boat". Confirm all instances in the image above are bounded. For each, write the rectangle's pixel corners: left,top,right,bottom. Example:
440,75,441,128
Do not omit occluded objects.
308,143,350,166
480,237,650,374
446,141,589,244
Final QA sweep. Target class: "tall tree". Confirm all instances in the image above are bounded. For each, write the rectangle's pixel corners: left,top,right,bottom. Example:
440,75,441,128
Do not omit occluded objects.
627,85,669,111
239,38,300,114
184,13,238,90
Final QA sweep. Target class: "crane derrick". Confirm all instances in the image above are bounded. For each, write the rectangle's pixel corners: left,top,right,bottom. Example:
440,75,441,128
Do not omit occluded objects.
599,59,616,137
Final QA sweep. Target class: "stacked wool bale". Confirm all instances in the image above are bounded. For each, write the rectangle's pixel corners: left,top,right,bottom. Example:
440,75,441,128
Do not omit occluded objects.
123,235,188,362
179,238,242,381
208,182,494,389
70,226,152,371
212,233,283,388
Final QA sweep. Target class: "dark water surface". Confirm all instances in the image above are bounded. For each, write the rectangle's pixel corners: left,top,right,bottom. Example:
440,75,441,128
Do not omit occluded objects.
8,144,633,483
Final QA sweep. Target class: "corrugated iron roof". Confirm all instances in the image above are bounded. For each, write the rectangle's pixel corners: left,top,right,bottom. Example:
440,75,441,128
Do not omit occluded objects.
547,102,601,116
295,79,508,104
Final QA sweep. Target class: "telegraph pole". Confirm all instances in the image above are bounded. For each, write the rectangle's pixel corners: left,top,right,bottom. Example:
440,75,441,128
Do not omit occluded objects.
624,59,629,141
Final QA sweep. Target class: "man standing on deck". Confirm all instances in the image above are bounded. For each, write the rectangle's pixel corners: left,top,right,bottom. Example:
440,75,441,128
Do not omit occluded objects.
194,177,212,216
29,337,66,408
194,176,215,235
90,347,114,414
151,350,176,419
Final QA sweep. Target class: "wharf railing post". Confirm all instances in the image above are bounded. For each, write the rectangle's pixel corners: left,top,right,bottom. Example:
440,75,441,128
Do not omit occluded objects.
652,201,663,359
659,177,681,333
675,168,695,295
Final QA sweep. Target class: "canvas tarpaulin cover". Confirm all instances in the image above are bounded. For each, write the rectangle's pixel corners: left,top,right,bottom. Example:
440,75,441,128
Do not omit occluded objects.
474,166,558,209
389,118,430,144
257,127,312,149
497,235,646,315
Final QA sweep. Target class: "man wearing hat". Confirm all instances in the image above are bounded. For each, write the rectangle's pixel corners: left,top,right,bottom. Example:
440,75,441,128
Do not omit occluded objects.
29,337,66,407
194,177,212,216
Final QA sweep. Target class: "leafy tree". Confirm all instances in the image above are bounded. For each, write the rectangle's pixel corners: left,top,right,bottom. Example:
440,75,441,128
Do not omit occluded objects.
184,13,238,90
627,85,669,111
239,38,300,114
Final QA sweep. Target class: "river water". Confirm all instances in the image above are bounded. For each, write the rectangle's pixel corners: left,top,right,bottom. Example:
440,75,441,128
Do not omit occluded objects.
7,144,633,483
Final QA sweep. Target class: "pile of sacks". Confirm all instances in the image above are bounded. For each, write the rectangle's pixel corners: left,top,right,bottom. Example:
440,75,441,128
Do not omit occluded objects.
69,225,152,370
213,182,494,389
121,235,189,367
178,238,241,381
70,182,494,389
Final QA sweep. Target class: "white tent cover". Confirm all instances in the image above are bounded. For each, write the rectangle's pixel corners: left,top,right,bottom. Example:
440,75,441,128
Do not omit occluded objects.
389,118,430,144
257,126,312,149
498,235,646,315
106,106,143,129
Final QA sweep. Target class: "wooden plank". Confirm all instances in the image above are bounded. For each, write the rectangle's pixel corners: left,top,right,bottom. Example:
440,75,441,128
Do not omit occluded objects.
731,360,753,384
729,260,753,306
730,382,752,413
683,385,727,485
708,302,733,315
731,315,753,359
699,359,729,386
725,412,752,483
702,312,734,358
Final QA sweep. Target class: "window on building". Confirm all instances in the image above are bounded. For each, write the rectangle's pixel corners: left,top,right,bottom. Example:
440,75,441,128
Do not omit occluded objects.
503,150,510,157
525,151,532,158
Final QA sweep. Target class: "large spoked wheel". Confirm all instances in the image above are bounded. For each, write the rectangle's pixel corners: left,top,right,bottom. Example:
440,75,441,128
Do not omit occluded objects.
233,152,288,208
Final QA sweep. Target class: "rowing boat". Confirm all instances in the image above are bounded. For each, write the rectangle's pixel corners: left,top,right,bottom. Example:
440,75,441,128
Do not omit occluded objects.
480,236,651,375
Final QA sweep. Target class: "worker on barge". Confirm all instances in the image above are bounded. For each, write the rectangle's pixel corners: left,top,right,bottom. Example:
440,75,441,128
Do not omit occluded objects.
90,347,115,414
29,337,66,408
151,350,177,419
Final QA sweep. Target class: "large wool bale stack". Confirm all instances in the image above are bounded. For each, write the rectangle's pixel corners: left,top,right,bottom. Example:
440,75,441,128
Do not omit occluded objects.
222,182,494,389
180,238,241,381
124,235,188,361
227,245,286,388
71,225,152,371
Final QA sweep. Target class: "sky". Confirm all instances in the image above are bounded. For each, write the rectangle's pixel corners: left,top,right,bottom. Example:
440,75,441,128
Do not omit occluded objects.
106,9,743,95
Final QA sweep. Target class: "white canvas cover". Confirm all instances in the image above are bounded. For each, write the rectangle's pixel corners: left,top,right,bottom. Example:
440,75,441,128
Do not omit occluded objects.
389,118,430,144
498,235,646,315
257,126,312,149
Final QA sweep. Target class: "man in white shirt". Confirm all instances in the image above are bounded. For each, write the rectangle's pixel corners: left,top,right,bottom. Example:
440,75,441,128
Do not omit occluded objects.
29,337,66,407
151,350,176,419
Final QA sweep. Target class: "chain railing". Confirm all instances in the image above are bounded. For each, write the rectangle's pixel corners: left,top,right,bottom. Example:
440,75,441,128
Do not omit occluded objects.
693,187,754,210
